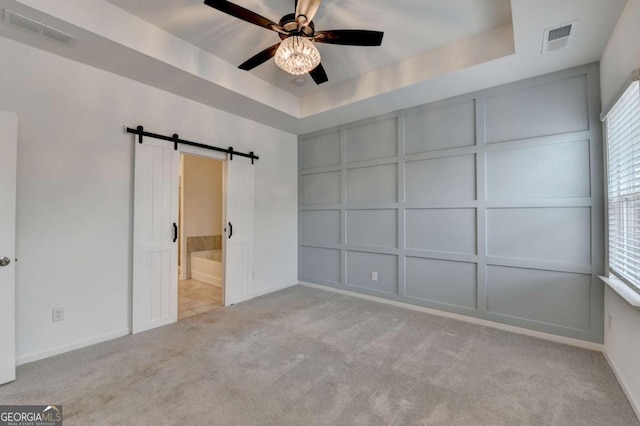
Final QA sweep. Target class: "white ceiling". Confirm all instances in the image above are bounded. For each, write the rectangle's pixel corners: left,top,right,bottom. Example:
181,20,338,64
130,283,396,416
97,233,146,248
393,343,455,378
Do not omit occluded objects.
0,0,630,134
104,0,513,96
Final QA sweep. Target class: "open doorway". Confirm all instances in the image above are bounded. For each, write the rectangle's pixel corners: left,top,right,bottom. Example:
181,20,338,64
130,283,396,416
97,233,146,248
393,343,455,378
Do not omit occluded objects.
178,154,224,320
132,135,254,333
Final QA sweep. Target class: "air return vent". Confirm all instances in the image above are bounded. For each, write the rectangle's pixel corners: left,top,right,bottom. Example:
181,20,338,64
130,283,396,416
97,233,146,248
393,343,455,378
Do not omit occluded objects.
542,21,577,53
3,9,76,47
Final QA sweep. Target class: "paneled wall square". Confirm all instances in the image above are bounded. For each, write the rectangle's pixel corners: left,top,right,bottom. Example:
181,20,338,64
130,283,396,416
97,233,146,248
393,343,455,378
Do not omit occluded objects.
406,257,477,309
346,118,397,163
347,164,398,204
487,266,591,331
405,155,476,204
347,209,397,248
405,100,476,154
486,140,591,200
487,207,591,265
406,209,476,254
301,210,341,245
485,74,589,143
301,246,341,284
300,131,341,170
346,251,397,294
301,171,341,205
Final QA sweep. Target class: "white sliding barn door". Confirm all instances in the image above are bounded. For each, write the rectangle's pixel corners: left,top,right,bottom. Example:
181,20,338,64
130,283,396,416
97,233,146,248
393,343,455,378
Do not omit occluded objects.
0,112,17,384
133,139,179,334
224,157,255,305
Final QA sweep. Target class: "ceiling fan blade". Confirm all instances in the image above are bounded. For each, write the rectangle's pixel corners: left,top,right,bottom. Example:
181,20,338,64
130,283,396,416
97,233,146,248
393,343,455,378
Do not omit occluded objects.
238,43,281,71
315,30,384,46
309,63,328,85
295,0,322,25
204,0,280,32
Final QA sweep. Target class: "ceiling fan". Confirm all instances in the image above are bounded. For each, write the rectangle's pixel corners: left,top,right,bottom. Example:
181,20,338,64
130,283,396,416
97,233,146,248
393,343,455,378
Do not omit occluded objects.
203,0,384,85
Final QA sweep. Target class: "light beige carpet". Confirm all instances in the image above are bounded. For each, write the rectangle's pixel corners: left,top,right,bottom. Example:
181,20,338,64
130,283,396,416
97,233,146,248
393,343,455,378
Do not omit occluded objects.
0,285,637,425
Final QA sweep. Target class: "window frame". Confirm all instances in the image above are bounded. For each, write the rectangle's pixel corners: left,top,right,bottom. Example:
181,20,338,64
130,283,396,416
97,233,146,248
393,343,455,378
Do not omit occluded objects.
601,68,640,298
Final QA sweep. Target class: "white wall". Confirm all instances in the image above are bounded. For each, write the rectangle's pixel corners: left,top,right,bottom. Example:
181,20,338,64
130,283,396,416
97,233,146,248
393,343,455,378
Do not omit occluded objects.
183,156,223,238
0,36,298,363
600,0,640,418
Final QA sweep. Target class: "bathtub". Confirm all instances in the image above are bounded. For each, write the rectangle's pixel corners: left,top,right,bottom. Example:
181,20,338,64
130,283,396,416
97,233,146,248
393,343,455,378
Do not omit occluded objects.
190,250,223,288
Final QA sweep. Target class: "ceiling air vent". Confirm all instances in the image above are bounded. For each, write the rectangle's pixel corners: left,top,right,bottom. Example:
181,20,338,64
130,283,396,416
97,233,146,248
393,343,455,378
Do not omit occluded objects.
542,21,577,53
3,9,76,47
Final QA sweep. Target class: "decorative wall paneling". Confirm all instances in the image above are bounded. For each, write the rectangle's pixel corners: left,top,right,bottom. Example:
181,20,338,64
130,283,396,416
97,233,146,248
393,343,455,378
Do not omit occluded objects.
299,64,603,342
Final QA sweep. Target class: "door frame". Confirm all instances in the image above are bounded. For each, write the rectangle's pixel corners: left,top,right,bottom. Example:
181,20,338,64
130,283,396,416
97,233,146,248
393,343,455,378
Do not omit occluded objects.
176,145,228,306
0,111,17,385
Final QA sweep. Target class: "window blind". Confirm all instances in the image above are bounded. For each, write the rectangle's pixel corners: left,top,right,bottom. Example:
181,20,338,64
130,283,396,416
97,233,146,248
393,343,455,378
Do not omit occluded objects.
605,79,640,292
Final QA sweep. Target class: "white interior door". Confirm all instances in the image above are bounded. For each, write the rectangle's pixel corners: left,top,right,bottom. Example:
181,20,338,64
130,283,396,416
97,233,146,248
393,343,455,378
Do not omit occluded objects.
0,112,18,384
132,139,179,334
224,157,255,306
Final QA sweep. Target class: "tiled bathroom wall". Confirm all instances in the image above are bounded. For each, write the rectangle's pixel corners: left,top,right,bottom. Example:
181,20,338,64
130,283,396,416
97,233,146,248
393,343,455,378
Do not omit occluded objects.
187,235,223,253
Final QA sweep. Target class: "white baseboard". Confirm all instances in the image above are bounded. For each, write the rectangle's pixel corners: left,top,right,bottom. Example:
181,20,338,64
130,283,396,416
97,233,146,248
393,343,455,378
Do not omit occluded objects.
226,281,298,306
300,282,603,352
603,351,640,421
16,283,299,364
16,328,130,366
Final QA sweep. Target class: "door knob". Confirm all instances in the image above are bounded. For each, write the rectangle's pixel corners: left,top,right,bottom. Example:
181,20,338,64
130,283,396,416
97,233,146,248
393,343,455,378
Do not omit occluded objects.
0,257,10,267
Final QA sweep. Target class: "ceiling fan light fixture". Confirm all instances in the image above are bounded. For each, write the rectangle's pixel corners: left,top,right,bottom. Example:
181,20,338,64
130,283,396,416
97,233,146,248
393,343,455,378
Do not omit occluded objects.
274,36,320,75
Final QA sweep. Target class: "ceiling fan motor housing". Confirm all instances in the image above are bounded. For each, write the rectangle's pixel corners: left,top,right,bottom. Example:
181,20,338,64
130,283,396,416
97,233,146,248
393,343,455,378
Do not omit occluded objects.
279,13,314,37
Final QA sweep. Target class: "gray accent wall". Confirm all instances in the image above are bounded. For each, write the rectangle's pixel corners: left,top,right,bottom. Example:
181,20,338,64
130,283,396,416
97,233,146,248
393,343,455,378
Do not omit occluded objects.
298,63,604,343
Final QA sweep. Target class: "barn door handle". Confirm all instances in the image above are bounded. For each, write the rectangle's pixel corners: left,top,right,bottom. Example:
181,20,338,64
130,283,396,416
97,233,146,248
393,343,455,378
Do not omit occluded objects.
173,223,178,243
228,222,233,239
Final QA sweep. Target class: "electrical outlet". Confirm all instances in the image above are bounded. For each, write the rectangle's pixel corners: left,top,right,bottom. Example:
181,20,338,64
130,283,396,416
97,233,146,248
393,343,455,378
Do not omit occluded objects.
371,272,378,282
608,314,613,330
52,307,64,322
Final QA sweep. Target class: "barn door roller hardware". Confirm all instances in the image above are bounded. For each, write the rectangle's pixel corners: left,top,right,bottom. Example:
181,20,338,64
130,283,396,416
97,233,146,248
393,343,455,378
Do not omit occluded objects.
126,126,259,164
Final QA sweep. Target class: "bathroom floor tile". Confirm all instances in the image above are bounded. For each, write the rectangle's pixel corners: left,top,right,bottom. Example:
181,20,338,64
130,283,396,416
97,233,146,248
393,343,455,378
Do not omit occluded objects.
178,279,222,319
178,301,199,311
